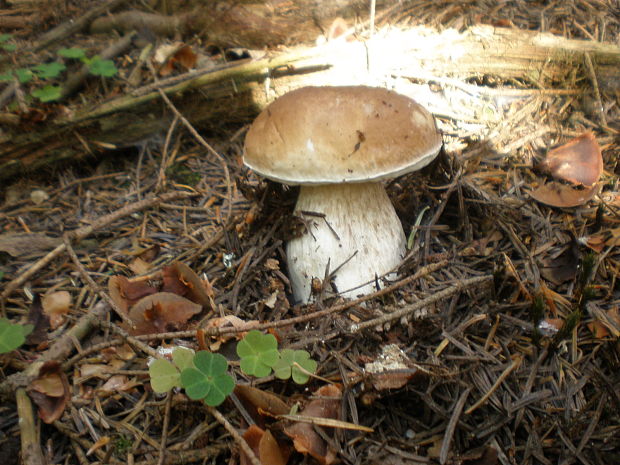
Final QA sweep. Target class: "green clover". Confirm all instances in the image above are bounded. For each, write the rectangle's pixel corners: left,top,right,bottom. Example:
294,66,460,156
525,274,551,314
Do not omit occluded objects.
236,330,279,378
149,347,195,393
180,351,234,406
0,319,33,354
272,349,317,384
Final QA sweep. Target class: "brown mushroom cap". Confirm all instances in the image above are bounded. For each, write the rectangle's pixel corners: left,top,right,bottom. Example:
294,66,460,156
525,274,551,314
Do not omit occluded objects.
243,86,442,185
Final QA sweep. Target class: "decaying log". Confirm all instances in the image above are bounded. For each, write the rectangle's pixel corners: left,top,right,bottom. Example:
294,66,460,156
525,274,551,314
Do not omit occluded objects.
1,25,618,181
90,0,391,47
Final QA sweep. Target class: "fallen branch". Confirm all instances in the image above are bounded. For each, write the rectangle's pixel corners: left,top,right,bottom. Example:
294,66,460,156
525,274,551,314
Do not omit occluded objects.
1,24,618,180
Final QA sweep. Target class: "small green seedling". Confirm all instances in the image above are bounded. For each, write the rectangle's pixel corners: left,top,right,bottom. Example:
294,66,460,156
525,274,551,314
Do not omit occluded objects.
180,351,235,407
32,62,66,79
31,85,62,103
0,68,33,83
86,55,118,77
0,45,118,103
58,48,87,60
0,34,16,52
272,349,318,384
0,318,33,354
236,330,279,377
149,346,194,393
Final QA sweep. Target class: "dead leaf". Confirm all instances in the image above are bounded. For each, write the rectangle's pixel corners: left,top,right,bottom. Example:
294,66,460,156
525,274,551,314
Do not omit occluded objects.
162,262,214,309
539,133,603,186
127,292,202,335
27,361,71,424
158,44,198,76
42,291,71,329
540,245,579,285
86,436,111,456
284,384,341,465
585,227,620,252
235,384,290,426
0,232,60,257
529,181,599,208
99,375,139,393
108,275,158,314
26,294,50,346
241,425,288,465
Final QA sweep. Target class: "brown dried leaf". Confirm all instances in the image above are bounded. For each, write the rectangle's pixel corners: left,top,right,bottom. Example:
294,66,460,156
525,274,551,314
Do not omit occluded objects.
234,384,290,424
162,262,214,309
284,384,341,465
539,133,603,186
0,232,60,257
529,182,598,208
108,275,158,314
99,375,139,393
127,292,202,335
42,291,71,329
241,425,288,465
27,361,71,424
158,44,198,76
86,436,111,456
25,294,50,345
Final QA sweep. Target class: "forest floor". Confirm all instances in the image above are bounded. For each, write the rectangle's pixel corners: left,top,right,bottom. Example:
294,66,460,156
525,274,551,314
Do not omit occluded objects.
0,1,619,465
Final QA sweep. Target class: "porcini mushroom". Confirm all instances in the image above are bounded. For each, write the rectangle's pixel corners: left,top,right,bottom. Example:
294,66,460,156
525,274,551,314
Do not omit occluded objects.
243,86,442,303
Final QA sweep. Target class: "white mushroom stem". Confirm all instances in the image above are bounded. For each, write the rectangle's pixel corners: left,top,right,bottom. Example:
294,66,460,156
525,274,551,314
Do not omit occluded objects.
286,182,407,303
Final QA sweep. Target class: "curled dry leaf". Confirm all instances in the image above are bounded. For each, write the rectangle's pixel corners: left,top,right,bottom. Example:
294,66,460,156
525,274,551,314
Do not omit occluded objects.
529,182,599,208
284,384,342,465
27,361,71,424
162,262,214,309
241,425,288,465
42,290,71,330
234,384,290,426
127,292,201,335
108,275,158,314
539,133,603,186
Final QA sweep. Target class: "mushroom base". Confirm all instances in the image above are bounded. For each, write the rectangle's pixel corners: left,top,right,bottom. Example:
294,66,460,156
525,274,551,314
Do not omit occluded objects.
286,182,407,304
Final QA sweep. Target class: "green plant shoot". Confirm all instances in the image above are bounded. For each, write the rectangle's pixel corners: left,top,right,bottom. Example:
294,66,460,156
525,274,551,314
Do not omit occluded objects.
236,330,279,377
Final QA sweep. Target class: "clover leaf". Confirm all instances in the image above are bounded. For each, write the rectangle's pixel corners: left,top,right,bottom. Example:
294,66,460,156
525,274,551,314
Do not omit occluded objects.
0,319,33,354
172,346,195,371
180,351,234,406
148,347,195,393
236,330,279,378
272,349,317,384
58,47,86,60
32,62,66,79
149,359,181,393
32,85,62,102
16,68,33,83
88,56,117,77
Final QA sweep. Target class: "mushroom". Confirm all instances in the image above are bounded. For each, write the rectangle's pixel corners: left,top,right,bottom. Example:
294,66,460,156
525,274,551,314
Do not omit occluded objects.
243,86,442,303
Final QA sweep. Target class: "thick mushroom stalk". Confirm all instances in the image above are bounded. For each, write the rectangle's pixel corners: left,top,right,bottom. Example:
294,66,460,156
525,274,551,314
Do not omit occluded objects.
286,182,406,303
